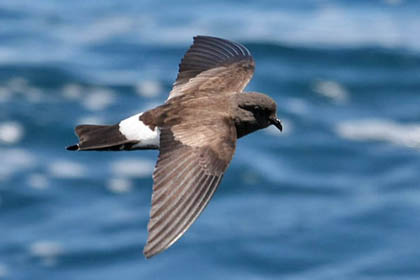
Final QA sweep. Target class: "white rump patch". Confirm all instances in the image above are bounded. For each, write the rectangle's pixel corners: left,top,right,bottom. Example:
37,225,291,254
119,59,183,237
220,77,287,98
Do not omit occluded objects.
119,113,160,148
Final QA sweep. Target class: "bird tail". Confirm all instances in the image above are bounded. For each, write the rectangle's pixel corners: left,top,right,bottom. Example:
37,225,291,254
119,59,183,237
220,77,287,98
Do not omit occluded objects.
66,124,138,151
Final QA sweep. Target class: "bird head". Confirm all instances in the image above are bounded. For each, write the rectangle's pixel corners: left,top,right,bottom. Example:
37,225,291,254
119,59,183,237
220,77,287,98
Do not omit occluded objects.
233,92,282,137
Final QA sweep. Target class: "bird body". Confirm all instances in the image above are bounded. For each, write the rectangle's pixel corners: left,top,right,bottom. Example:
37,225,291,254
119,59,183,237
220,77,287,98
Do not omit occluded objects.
67,36,282,258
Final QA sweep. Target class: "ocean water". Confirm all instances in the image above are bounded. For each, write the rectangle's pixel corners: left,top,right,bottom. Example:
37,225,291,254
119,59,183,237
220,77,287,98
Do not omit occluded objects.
1,0,420,279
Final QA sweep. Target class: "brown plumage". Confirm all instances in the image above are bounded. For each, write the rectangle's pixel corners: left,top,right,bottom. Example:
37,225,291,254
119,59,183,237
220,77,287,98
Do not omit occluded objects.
67,36,283,258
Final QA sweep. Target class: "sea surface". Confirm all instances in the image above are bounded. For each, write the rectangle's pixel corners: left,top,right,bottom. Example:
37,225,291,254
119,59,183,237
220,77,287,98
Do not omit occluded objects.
1,0,420,279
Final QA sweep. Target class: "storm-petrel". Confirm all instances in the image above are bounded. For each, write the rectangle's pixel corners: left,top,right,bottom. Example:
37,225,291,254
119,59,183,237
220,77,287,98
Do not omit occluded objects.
67,36,283,258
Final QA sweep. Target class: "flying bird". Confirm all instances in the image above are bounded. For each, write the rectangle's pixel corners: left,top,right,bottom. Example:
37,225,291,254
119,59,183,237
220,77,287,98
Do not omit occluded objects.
67,36,283,258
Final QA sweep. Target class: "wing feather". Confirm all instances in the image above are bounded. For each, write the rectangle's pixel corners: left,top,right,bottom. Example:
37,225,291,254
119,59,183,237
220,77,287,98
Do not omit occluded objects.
168,36,255,99
143,118,236,258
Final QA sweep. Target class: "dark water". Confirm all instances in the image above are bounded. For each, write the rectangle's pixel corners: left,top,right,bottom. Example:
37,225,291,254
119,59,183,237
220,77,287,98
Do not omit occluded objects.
1,0,420,279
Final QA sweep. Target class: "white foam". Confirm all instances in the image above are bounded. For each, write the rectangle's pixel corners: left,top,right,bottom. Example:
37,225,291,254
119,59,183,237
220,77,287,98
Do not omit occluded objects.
111,158,155,178
136,80,163,98
0,148,35,179
312,80,349,103
107,177,133,193
27,173,49,190
30,241,63,257
129,5,420,51
48,160,85,178
0,121,24,144
336,119,420,148
244,6,418,49
81,88,115,111
1,3,419,72
77,116,105,125
62,83,83,100
29,241,63,267
2,78,44,104
32,2,420,58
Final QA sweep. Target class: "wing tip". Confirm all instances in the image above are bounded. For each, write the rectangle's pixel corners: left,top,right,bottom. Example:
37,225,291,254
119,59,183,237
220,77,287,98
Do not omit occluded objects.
143,243,167,259
143,248,153,259
192,35,252,57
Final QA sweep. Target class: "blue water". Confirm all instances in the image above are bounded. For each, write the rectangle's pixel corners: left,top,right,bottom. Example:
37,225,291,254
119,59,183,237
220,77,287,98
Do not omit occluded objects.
1,0,420,279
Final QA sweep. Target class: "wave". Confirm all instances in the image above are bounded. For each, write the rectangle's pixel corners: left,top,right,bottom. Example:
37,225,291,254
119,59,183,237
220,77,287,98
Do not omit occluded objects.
336,119,420,149
1,1,420,70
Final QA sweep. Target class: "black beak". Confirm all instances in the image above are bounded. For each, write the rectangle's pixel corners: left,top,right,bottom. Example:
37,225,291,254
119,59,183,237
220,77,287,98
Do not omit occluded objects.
270,117,283,132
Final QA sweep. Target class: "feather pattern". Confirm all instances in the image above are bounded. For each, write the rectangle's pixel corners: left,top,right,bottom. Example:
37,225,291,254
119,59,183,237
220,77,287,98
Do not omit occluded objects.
143,118,236,258
168,36,255,99
66,36,283,259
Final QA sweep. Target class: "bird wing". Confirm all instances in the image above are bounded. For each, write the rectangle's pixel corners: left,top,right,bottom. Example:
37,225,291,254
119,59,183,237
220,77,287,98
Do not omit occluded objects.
143,115,237,258
168,35,255,100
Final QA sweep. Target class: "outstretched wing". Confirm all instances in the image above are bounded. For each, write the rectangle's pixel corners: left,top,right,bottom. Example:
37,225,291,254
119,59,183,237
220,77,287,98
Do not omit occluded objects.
143,116,236,258
168,35,255,100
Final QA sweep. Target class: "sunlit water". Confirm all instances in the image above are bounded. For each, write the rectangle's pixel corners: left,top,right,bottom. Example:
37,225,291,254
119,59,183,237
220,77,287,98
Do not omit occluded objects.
1,1,420,279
